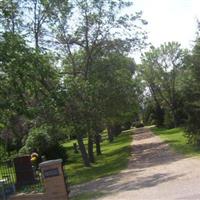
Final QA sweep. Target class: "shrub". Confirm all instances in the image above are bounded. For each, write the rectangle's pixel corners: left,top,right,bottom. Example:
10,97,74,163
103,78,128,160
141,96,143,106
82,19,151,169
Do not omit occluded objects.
20,125,67,162
23,126,52,153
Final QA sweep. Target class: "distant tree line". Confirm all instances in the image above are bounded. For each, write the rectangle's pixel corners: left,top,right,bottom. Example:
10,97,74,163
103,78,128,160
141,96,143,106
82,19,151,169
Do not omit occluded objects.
139,26,200,146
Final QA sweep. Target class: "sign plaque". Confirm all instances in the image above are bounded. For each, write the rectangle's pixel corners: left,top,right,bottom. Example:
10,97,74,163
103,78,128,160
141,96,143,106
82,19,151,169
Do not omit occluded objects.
44,168,59,178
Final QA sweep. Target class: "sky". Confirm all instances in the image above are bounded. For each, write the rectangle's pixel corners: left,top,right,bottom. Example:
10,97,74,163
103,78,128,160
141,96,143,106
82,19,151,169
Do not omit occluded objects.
132,0,200,61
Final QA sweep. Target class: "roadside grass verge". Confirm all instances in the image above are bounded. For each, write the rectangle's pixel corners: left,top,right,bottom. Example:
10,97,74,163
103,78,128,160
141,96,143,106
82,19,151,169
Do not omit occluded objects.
63,129,133,185
151,127,200,156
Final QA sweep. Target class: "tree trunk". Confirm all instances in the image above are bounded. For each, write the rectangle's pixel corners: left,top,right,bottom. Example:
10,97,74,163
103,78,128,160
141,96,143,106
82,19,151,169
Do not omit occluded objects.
77,135,90,167
88,134,95,163
95,133,102,156
107,127,114,143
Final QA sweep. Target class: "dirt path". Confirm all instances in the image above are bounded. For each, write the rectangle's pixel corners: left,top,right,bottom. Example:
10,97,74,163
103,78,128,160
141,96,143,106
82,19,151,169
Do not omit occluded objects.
71,128,200,200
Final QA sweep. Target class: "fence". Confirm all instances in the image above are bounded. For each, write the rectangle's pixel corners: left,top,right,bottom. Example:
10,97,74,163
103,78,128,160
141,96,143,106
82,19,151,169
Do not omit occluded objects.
0,160,16,199
17,168,44,194
0,159,44,199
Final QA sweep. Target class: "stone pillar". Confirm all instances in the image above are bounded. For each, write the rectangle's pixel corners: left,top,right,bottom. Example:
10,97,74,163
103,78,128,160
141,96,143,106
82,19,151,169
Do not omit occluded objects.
39,159,68,200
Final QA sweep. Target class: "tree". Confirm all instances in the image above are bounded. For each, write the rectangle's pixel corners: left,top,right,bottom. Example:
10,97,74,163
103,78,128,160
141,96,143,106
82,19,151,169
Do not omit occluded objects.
182,36,200,145
54,0,146,76
0,0,146,167
0,0,22,34
89,53,139,142
0,32,61,155
58,77,92,166
55,0,146,166
22,0,71,51
139,42,185,127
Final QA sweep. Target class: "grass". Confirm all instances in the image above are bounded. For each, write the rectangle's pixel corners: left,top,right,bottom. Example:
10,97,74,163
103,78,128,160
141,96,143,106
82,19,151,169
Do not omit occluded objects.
63,129,133,185
151,127,200,156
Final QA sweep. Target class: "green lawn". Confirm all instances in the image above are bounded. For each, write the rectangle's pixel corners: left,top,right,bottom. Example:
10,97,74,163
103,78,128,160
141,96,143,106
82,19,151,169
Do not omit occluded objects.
63,129,133,185
151,127,200,156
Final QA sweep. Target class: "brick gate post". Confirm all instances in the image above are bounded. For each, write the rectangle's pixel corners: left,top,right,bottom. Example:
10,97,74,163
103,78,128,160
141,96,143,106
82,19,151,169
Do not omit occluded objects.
39,159,68,200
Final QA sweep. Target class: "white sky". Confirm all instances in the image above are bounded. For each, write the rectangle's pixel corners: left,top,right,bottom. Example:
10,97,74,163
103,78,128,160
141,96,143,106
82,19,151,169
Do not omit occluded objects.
132,0,200,62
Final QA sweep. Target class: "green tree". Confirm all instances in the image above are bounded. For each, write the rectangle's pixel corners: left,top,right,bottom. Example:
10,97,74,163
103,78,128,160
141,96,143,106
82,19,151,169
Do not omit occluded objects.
0,0,146,167
0,0,22,34
182,36,200,145
90,53,138,142
56,0,146,166
139,42,185,127
0,32,61,154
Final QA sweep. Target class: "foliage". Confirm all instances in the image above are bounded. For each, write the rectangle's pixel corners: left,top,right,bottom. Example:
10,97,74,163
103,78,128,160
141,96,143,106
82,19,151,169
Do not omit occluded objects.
0,32,61,155
3,0,200,176
0,0,22,34
20,125,52,154
0,0,145,167
139,42,186,128
139,28,200,148
182,37,200,146
89,53,139,125
20,125,67,161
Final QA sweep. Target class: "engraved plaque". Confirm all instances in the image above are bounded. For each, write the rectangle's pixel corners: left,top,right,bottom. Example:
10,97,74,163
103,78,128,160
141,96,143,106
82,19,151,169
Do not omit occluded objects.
44,168,59,178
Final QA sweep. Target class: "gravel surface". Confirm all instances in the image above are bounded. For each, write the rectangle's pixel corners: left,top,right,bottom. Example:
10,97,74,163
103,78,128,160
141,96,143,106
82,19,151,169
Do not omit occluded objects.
71,128,200,200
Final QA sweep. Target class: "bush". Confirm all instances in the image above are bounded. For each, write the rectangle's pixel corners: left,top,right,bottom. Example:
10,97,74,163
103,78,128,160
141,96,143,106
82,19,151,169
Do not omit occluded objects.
20,125,67,162
25,126,51,152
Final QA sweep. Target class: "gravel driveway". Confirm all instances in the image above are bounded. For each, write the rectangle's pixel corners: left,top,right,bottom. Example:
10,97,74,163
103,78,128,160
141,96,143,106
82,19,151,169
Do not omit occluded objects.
71,128,200,200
